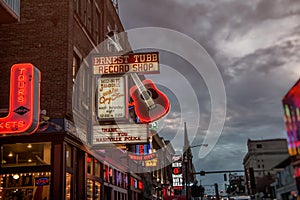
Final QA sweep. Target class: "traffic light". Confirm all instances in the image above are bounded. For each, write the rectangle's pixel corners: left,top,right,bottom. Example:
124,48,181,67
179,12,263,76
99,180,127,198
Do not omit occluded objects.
200,170,205,176
226,184,234,194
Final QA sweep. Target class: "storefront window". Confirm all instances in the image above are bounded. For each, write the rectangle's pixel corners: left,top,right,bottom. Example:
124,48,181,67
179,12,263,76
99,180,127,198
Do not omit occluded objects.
95,181,101,200
94,159,101,177
1,142,51,167
0,172,51,199
87,155,93,175
87,179,93,200
66,173,71,200
66,144,72,168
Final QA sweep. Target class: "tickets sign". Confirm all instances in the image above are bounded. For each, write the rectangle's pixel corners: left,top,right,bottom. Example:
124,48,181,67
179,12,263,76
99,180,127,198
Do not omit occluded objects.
0,63,40,135
93,52,159,75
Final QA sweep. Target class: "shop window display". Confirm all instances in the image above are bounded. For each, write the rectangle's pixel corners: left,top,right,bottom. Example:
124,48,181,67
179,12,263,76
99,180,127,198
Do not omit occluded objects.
94,181,101,200
87,179,93,200
0,172,51,199
66,173,71,200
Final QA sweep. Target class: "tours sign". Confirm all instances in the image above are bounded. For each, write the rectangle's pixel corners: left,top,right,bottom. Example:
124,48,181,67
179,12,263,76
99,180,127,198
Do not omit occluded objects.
0,63,40,135
93,52,159,75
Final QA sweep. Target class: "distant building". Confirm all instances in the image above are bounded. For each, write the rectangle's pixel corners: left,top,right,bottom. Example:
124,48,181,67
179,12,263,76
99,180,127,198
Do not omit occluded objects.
243,138,289,196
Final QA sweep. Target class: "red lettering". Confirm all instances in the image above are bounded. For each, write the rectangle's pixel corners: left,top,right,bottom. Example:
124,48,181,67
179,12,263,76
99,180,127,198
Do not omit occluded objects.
0,63,40,135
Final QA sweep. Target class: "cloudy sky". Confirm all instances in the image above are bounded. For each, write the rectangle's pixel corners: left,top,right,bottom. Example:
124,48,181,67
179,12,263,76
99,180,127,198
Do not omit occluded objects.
118,0,300,190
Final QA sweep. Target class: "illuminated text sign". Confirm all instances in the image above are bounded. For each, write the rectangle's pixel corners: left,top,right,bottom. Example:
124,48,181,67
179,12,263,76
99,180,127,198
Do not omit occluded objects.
0,63,40,135
144,158,158,167
35,177,50,186
92,124,148,144
172,161,183,189
128,152,156,161
93,52,159,75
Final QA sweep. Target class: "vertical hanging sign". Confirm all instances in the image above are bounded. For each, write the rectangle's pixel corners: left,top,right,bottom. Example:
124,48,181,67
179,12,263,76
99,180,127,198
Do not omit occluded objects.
0,63,41,135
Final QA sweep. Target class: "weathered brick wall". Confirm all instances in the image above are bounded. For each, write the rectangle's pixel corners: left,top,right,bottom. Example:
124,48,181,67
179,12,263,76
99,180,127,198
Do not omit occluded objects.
0,0,69,118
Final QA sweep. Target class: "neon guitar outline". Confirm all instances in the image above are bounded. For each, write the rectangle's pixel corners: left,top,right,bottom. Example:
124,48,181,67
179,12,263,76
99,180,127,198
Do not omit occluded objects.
0,63,41,135
130,73,170,123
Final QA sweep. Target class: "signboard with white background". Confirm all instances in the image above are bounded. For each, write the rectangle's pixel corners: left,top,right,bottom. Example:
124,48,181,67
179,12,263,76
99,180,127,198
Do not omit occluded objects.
97,76,128,120
172,155,183,189
92,124,148,145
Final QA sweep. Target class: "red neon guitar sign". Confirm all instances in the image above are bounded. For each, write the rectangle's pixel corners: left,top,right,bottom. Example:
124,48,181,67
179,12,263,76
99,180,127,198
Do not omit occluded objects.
130,73,170,123
0,63,41,135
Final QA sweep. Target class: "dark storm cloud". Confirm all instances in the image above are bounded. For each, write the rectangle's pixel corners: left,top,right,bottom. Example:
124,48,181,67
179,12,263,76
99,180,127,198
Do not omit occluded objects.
119,0,300,186
225,36,300,77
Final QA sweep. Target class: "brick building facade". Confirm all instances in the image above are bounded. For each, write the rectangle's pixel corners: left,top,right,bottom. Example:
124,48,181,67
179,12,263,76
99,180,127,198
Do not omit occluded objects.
0,0,123,118
0,0,144,199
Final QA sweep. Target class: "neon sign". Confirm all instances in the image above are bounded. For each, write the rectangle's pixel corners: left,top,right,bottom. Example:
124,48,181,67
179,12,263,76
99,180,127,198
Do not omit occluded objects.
35,177,50,186
0,63,40,135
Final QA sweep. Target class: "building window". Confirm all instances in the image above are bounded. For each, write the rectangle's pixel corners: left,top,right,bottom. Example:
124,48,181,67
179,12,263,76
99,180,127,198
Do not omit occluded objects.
94,159,101,177
74,0,80,14
72,52,81,83
87,0,92,33
66,172,71,200
256,144,262,148
1,142,51,167
95,181,101,200
87,155,93,175
258,164,260,168
95,9,102,44
87,179,93,199
66,144,72,168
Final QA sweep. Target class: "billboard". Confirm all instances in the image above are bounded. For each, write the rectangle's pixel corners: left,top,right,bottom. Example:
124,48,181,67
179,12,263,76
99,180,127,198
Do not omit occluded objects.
92,124,148,144
282,79,300,156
